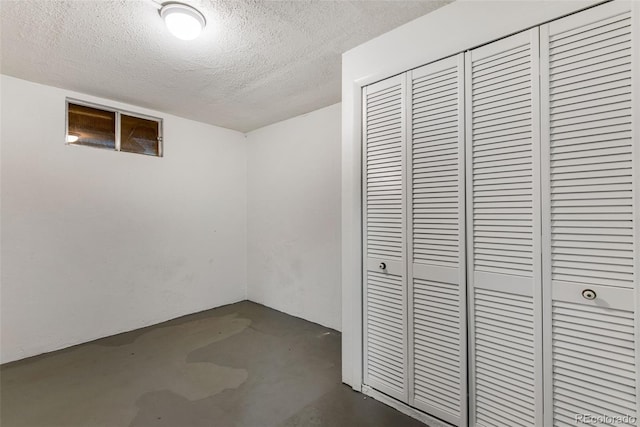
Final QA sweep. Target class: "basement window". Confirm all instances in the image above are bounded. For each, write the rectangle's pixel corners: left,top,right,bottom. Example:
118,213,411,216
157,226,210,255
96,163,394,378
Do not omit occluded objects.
66,99,163,157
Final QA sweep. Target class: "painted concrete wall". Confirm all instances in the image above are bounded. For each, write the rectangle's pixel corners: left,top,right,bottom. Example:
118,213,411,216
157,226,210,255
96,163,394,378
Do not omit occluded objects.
246,104,342,331
340,0,600,388
0,75,248,364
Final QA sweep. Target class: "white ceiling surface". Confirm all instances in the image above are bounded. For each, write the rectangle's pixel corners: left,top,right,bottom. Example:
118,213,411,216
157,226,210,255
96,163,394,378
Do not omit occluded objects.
1,0,450,132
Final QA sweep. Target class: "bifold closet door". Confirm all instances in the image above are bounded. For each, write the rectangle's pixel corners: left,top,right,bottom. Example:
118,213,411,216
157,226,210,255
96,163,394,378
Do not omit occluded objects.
541,2,640,425
466,28,543,427
362,74,408,402
408,53,467,426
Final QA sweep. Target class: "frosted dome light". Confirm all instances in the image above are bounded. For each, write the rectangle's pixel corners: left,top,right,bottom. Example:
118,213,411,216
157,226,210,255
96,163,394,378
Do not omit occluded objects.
160,3,206,41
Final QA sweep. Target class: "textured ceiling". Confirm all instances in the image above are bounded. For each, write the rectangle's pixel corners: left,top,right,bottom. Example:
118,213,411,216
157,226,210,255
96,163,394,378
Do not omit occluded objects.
1,0,451,132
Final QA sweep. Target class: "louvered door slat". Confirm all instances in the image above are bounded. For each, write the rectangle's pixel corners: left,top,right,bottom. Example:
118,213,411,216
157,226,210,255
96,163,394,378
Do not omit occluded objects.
363,75,408,402
467,29,543,427
541,3,639,426
408,54,466,426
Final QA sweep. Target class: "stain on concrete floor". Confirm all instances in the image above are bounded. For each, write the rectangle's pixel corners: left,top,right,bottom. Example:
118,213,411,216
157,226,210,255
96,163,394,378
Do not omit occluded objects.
1,301,426,427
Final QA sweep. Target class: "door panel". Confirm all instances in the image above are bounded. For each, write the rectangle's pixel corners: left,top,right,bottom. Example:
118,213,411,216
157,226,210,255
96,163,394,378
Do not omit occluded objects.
466,28,543,427
408,53,467,426
363,75,408,402
541,2,639,425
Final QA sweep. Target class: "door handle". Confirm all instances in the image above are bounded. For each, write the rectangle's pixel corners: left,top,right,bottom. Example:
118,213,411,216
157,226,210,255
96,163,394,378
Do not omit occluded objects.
582,289,597,300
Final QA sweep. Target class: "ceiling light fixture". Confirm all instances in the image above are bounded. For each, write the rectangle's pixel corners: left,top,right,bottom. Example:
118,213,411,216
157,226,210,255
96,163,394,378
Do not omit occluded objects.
160,3,206,41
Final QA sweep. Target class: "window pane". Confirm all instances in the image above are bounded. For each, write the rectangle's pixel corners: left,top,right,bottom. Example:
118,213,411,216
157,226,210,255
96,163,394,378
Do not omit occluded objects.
67,103,116,150
120,114,160,156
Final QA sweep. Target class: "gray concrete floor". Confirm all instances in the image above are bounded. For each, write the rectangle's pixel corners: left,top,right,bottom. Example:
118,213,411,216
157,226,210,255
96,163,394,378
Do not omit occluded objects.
1,301,426,427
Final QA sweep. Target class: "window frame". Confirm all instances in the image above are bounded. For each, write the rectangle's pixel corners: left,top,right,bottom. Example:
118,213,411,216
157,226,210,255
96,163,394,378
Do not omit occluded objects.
65,98,164,157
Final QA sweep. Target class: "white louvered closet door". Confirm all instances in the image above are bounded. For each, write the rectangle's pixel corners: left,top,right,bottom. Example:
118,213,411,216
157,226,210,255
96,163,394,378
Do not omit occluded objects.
362,74,408,402
466,28,543,427
541,2,640,425
408,54,466,426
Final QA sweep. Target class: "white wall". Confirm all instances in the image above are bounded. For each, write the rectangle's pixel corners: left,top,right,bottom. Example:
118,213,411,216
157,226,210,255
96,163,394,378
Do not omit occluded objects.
246,104,341,331
0,75,247,363
341,0,600,389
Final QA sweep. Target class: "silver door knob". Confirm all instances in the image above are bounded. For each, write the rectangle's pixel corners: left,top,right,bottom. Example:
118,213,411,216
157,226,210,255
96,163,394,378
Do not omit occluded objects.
582,289,596,300
379,262,386,270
